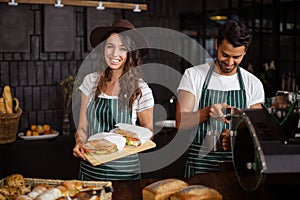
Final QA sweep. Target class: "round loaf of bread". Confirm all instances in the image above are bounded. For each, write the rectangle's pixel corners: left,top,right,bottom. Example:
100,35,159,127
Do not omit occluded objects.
170,185,223,200
142,179,189,200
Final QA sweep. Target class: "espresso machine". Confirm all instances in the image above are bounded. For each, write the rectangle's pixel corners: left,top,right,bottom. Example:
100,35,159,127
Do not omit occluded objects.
231,91,300,191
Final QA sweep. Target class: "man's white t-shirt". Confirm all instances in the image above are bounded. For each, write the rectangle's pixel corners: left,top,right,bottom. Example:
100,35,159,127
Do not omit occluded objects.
177,63,265,111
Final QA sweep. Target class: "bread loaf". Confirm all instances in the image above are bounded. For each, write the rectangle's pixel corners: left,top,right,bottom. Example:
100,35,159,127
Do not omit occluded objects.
27,184,49,199
3,85,13,114
170,185,223,200
142,179,189,200
0,97,6,114
56,185,68,197
61,180,83,197
35,187,62,200
15,194,32,200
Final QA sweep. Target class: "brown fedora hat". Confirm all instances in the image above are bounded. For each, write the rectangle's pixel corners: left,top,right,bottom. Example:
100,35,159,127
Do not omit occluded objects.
90,19,149,55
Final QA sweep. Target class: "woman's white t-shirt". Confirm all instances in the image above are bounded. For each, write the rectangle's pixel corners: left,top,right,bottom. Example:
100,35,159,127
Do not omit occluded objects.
79,72,154,125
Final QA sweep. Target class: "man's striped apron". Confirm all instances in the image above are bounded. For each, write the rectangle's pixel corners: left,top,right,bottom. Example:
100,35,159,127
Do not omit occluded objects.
185,65,246,177
79,97,141,180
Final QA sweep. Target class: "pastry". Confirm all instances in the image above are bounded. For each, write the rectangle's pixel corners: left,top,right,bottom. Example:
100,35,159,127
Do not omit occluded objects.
5,174,25,187
0,193,6,200
61,180,83,197
0,186,21,200
43,124,51,132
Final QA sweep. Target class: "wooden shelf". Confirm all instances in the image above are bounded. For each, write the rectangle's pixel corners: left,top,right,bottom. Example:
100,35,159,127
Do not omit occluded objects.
0,0,148,11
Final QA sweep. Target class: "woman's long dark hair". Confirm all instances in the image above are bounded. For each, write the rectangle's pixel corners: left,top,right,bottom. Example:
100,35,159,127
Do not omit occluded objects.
94,32,143,110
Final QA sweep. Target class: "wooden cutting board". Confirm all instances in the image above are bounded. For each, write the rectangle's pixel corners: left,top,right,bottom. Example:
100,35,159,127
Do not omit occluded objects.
84,140,156,166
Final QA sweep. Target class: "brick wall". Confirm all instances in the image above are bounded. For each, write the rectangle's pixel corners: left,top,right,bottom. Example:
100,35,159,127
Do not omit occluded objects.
0,0,180,133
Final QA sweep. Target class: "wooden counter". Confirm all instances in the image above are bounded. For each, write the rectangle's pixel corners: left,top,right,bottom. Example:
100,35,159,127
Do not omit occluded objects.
111,172,299,200
1,134,299,200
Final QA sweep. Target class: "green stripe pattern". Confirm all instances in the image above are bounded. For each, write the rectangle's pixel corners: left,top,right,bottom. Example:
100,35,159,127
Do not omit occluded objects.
185,66,246,177
79,97,141,180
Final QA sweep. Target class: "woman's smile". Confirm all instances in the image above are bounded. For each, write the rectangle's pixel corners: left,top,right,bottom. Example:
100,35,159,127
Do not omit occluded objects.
104,33,128,70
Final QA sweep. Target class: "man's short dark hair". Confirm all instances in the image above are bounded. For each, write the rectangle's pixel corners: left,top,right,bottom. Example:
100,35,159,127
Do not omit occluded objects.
216,20,253,50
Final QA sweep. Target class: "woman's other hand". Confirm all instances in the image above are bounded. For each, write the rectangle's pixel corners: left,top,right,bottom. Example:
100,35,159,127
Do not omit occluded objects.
73,132,87,160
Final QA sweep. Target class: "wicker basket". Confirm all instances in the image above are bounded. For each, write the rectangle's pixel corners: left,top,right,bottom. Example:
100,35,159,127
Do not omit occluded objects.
0,101,22,144
0,177,112,200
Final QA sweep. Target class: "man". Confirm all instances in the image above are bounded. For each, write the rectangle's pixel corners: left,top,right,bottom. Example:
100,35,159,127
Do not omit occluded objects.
176,20,265,177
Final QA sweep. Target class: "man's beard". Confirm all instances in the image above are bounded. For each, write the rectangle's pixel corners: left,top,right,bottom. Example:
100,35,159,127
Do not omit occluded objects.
216,57,238,74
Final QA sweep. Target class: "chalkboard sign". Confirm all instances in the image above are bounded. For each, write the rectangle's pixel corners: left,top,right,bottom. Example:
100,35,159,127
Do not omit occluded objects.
0,4,31,52
44,6,75,52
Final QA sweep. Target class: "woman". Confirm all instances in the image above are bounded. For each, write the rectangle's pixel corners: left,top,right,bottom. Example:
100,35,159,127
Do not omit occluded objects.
72,19,154,180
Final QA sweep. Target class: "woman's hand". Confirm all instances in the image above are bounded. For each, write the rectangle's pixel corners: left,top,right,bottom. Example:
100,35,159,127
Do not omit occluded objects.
73,140,87,160
73,132,87,160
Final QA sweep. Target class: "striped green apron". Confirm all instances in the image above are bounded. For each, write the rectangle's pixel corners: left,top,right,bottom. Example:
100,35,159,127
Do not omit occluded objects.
79,97,141,180
185,65,246,177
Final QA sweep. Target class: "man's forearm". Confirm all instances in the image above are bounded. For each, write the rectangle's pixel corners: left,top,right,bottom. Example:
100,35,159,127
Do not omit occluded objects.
176,106,210,130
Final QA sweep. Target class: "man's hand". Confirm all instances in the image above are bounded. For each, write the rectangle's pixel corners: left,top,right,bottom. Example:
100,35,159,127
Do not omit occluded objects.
221,129,231,151
209,103,231,123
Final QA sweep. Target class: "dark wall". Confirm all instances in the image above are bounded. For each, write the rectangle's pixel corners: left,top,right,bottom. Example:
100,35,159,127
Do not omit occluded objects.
0,1,180,133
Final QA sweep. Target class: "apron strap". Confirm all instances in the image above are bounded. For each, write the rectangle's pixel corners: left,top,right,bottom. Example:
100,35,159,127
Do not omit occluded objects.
201,64,245,100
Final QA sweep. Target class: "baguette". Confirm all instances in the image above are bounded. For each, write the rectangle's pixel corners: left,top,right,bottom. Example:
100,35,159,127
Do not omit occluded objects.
3,85,13,114
170,185,223,200
142,179,189,200
0,97,6,114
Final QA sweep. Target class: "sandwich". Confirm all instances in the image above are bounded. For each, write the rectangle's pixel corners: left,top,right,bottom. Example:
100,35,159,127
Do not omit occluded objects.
84,139,117,154
113,128,141,147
